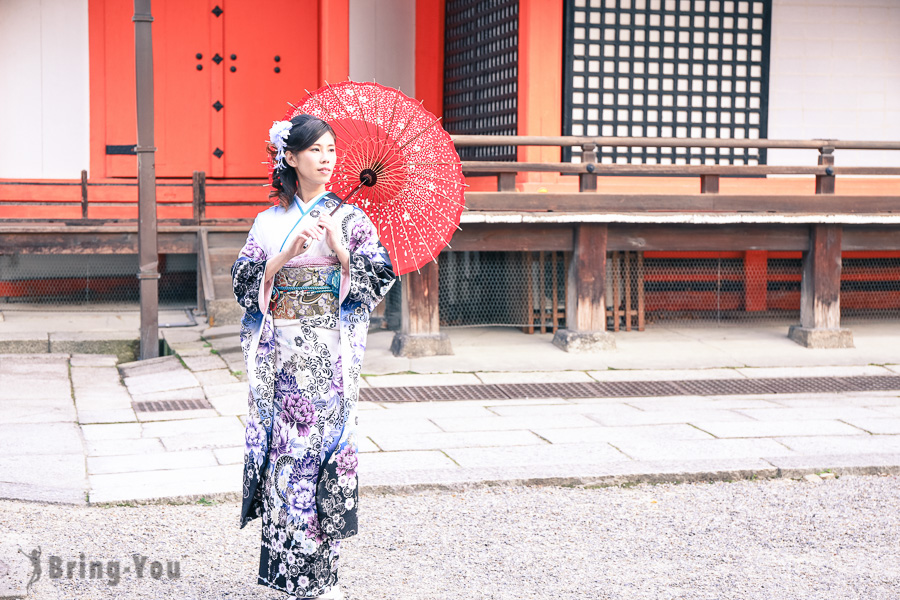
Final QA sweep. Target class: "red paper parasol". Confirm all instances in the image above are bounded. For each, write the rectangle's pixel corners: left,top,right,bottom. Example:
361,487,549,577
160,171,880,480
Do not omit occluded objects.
282,81,466,276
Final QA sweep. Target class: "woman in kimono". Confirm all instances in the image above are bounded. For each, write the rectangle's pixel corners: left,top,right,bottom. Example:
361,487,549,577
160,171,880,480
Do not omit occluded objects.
233,114,395,599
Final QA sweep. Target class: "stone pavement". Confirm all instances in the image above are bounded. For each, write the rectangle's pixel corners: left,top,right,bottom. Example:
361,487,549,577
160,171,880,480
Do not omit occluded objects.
1,310,900,505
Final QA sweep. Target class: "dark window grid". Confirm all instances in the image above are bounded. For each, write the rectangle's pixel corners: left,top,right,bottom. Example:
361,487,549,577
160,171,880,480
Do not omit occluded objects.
563,0,771,166
445,0,519,161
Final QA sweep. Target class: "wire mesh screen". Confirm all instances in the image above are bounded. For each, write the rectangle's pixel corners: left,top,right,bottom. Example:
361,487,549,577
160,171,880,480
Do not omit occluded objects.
562,0,771,165
0,254,197,311
444,0,519,161
439,251,568,329
437,251,900,330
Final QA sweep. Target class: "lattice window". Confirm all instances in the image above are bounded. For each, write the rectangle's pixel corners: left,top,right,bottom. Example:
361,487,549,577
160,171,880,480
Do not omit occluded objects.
563,0,771,165
444,0,519,161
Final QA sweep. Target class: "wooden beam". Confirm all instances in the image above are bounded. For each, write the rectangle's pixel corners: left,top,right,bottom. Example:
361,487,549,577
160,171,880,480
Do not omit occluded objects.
607,225,809,252
448,224,574,252
464,192,900,213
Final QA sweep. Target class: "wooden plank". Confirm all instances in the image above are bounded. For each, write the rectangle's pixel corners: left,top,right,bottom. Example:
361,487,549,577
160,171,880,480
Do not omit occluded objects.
462,162,900,176
800,224,843,330
608,225,810,252
465,192,900,213
700,174,719,194
0,231,196,254
843,227,900,250
451,134,900,151
567,224,607,332
447,224,574,252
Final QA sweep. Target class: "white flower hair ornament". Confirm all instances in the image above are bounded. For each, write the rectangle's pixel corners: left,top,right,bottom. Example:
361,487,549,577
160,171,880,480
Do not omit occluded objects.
267,119,293,170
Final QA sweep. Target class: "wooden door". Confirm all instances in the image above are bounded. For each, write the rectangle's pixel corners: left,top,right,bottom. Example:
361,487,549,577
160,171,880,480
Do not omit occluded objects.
92,0,320,178
221,0,320,177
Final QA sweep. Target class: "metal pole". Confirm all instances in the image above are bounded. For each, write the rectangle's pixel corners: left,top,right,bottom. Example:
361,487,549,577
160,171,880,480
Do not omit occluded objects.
134,0,159,359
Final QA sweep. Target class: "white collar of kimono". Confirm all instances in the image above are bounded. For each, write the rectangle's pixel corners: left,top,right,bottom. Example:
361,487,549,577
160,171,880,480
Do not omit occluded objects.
279,191,330,252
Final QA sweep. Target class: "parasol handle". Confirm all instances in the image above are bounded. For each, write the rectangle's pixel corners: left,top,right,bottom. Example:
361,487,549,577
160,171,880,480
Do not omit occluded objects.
329,169,378,216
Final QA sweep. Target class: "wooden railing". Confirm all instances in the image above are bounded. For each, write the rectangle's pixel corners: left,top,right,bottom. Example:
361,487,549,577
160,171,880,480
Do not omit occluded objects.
1,135,899,222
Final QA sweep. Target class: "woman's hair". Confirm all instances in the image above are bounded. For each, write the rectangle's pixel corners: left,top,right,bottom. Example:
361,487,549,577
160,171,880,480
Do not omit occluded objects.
269,114,336,209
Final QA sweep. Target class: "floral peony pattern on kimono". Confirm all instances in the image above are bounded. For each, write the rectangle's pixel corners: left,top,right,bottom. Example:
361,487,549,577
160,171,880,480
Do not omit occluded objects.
232,192,394,598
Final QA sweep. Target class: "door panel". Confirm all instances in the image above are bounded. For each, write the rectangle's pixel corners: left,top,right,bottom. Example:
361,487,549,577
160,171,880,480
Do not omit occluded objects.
222,0,320,177
95,0,322,178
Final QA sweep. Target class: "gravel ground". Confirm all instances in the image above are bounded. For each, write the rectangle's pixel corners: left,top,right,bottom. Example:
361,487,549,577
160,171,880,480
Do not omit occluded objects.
1,474,898,600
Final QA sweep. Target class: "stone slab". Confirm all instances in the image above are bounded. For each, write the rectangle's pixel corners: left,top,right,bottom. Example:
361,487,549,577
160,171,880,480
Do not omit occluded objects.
70,367,123,388
357,450,458,472
611,438,795,461
363,403,498,420
734,406,889,422
181,354,228,372
691,419,866,438
0,379,72,401
588,368,745,381
369,430,547,452
81,423,143,441
203,324,241,339
358,436,381,453
49,334,139,362
87,449,218,475
364,372,482,388
787,326,854,349
358,418,444,435
475,371,596,384
443,443,628,468
763,453,900,478
135,408,219,422
840,418,900,434
0,402,76,424
118,354,183,377
736,365,895,378
207,394,247,416
130,386,207,404
87,464,242,504
160,327,204,344
0,453,86,488
533,424,716,444
73,393,133,410
159,430,245,452
430,414,599,433
390,333,453,358
552,329,616,352
124,370,200,395
775,435,900,455
0,481,86,504
194,369,239,387
0,423,83,455
213,446,244,465
0,335,49,354
202,382,246,399
85,438,166,457
0,353,69,365
70,353,119,367
141,416,243,438
77,408,137,424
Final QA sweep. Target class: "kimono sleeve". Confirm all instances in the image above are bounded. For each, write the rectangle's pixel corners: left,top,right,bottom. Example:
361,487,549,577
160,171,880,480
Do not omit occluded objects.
343,211,396,312
231,218,273,316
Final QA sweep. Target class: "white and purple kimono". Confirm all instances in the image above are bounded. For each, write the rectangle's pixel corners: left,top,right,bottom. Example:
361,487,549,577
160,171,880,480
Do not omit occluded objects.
233,191,395,598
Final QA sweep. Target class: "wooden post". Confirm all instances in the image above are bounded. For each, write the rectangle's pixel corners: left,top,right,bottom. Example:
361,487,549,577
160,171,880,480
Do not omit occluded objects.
744,250,768,312
579,143,598,192
134,0,159,360
81,170,89,219
553,223,615,352
498,172,517,192
391,261,452,356
788,146,853,348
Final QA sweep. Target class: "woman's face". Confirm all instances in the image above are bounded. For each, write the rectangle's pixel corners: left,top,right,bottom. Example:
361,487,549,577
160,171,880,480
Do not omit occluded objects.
286,131,336,189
